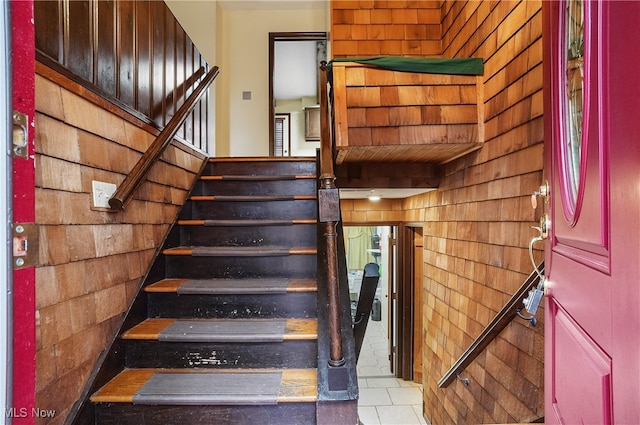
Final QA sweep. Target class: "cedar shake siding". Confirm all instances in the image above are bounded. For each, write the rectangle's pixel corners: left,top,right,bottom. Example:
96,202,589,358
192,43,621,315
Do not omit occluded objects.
333,1,544,423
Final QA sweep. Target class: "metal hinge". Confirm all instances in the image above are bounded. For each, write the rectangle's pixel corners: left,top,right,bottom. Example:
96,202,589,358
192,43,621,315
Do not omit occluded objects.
13,223,39,269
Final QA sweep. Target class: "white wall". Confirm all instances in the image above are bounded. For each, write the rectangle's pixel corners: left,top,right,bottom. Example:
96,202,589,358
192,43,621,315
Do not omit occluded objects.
218,7,327,157
164,0,218,154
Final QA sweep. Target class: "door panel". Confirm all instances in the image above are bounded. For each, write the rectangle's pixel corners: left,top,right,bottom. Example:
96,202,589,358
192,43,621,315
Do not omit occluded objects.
551,303,612,425
544,1,640,424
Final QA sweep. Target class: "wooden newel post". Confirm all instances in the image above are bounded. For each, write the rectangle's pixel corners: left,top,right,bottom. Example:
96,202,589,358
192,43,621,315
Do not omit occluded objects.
319,177,345,367
318,61,345,367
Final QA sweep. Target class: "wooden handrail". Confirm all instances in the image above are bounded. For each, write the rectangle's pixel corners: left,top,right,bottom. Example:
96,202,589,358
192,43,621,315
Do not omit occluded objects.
317,61,344,367
438,262,545,388
353,263,381,361
109,65,220,210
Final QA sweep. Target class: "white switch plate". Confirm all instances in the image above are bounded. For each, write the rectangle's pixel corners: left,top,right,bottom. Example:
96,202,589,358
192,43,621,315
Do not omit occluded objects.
92,181,117,208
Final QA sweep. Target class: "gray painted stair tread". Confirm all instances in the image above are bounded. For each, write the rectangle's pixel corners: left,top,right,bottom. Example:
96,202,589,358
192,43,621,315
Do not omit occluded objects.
192,246,290,256
133,372,282,405
178,278,290,294
214,175,299,180
159,320,286,342
203,219,294,226
207,195,295,201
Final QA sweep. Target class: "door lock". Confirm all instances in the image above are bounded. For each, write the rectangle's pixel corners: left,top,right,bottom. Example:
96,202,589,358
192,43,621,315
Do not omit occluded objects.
530,181,549,209
12,111,28,159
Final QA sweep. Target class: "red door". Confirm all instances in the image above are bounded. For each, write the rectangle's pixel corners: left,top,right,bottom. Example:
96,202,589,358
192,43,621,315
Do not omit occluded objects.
543,1,640,424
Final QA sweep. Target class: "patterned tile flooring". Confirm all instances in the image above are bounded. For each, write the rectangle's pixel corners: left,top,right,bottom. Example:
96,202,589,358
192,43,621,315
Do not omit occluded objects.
357,320,428,425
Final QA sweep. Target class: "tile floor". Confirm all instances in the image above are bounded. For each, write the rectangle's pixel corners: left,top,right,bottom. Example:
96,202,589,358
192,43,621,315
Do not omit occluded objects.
356,319,429,425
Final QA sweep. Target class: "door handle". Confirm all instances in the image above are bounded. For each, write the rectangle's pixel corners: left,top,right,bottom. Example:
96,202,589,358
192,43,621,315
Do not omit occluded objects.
518,184,551,326
529,181,550,279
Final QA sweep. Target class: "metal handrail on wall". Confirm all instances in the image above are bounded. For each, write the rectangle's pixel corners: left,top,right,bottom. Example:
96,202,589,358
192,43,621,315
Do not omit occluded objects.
109,65,220,210
438,261,545,388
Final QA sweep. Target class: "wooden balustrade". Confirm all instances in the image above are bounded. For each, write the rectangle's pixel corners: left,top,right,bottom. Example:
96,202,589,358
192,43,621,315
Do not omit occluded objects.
109,65,219,210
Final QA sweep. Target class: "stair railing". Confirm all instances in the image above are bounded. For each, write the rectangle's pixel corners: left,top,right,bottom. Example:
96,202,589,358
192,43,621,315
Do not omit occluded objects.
438,261,545,388
352,263,381,360
109,65,220,210
317,60,344,367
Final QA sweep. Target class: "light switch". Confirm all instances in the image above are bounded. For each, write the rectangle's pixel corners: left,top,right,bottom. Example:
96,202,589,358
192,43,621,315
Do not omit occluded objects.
92,181,117,208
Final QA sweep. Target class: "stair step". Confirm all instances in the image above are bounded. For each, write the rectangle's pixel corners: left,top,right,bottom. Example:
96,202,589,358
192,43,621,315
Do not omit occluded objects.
201,175,315,181
145,278,317,294
190,195,316,202
163,255,317,279
188,198,318,221
177,220,317,247
163,246,317,257
91,368,317,404
178,219,316,226
123,318,317,342
193,177,317,197
209,156,315,162
204,157,317,179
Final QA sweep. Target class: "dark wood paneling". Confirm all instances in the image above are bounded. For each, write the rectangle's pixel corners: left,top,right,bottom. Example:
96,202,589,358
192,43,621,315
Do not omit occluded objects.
184,38,195,142
34,0,62,62
136,1,152,117
118,1,136,106
96,0,117,96
175,24,186,140
164,9,176,123
34,0,210,150
151,2,166,124
66,1,93,80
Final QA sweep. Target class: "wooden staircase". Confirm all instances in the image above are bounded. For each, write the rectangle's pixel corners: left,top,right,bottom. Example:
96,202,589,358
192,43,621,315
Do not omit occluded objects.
87,157,326,424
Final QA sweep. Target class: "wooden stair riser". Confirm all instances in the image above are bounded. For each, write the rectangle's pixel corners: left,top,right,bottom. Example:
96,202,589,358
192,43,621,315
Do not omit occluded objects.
180,224,317,247
125,340,318,369
164,255,317,280
193,179,317,197
189,199,318,221
148,293,318,319
95,402,317,425
206,159,317,176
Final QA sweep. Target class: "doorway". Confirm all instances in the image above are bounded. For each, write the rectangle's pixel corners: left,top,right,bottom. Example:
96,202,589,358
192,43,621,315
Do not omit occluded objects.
274,113,291,156
344,225,396,376
268,32,326,157
343,223,424,382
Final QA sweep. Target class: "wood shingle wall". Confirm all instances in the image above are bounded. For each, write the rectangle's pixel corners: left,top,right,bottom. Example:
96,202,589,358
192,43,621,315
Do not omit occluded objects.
332,63,483,164
34,71,206,424
333,1,544,424
331,0,443,57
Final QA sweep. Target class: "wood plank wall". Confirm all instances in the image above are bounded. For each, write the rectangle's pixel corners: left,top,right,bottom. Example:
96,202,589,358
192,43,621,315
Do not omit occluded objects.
34,0,210,152
33,71,206,424
333,1,544,424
